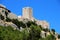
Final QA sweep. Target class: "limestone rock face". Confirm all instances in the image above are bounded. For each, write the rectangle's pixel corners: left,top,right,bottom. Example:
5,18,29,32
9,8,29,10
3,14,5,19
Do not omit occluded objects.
4,22,18,29
0,20,18,29
0,20,5,26
40,31,45,38
36,20,49,29
8,13,18,19
0,7,6,20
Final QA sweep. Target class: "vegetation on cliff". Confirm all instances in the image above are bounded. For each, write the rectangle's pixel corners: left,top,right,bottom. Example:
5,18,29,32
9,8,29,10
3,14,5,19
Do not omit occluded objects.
0,24,57,40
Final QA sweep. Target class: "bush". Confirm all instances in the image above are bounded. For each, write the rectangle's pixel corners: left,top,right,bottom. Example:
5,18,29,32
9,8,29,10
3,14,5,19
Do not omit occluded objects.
26,21,37,27
12,19,26,29
29,24,41,40
58,34,60,39
6,17,12,22
0,26,22,40
51,29,55,34
5,11,8,17
0,14,4,20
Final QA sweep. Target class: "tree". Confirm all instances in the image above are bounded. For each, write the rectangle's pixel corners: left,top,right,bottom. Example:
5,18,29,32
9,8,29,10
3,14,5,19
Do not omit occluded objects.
21,28,30,40
6,17,12,22
26,21,37,27
58,34,60,39
0,14,4,20
43,28,50,32
12,19,26,29
0,26,22,40
8,10,11,13
5,11,8,17
45,34,56,40
51,29,55,34
29,24,41,40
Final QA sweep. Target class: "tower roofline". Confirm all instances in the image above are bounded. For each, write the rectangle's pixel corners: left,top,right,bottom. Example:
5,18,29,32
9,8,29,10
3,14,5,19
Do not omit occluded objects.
23,7,33,9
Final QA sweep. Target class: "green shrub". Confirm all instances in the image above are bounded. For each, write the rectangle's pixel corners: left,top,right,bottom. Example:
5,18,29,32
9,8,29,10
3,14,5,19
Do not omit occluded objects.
0,14,4,20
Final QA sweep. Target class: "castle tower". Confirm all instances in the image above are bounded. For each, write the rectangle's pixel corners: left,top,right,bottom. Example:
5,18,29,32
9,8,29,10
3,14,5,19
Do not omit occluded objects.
22,7,33,20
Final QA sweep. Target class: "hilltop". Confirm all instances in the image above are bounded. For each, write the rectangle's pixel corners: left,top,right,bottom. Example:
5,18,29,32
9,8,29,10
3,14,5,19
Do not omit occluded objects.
0,4,60,40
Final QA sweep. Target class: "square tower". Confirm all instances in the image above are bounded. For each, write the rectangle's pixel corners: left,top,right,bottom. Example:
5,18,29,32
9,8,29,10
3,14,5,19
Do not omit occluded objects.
22,7,33,20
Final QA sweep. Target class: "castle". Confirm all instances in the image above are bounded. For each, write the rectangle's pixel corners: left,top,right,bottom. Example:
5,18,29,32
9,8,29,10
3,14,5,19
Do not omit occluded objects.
18,7,49,29
0,4,49,29
0,4,60,40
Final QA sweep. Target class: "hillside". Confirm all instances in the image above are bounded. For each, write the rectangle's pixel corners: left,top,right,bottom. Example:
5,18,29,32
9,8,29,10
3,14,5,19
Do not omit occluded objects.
0,4,60,40
0,19,60,40
0,24,60,40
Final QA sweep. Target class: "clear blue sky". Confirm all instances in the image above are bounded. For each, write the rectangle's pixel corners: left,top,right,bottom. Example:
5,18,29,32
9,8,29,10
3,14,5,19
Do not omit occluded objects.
0,0,60,33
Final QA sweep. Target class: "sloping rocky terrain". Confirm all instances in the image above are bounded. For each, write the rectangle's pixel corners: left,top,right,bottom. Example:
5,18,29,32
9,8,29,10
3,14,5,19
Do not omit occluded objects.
0,4,60,40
